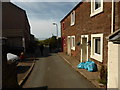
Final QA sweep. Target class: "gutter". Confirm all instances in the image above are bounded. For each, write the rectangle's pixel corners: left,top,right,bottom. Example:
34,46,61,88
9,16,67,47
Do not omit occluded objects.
106,29,120,40
106,0,115,40
111,0,114,33
60,2,82,22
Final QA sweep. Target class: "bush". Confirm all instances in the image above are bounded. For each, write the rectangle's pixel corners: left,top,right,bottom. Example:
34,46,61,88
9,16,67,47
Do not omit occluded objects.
99,65,107,85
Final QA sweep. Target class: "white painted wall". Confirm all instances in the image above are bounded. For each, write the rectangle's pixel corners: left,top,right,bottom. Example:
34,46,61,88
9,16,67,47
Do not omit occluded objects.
108,42,119,89
118,44,120,90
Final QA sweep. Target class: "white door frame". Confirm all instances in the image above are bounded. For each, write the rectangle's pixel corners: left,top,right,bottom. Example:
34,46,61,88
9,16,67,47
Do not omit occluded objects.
81,35,89,62
67,36,71,56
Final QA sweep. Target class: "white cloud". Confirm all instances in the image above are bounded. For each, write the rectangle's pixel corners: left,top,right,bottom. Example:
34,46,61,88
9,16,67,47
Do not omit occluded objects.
29,19,60,39
9,2,77,39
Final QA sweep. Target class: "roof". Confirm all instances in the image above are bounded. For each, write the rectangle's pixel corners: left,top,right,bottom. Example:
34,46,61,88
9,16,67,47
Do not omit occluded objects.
8,2,30,28
107,29,120,43
9,2,26,12
60,2,83,22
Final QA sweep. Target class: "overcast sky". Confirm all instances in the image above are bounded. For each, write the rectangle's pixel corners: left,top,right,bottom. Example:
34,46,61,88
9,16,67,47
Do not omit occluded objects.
11,1,79,40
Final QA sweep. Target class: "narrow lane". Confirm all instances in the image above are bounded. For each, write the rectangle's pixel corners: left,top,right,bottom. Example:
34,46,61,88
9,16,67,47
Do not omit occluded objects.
23,48,95,88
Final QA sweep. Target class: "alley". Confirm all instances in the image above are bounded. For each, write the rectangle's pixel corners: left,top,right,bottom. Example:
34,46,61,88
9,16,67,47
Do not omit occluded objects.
23,47,95,88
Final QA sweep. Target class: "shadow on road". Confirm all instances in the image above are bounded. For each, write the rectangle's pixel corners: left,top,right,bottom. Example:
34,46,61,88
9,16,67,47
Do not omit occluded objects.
29,46,58,59
17,66,30,74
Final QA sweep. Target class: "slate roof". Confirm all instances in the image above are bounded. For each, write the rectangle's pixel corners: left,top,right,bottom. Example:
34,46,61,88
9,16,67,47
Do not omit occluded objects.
107,29,120,44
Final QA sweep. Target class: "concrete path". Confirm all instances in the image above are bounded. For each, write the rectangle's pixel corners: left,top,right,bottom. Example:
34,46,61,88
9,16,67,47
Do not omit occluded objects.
23,52,96,88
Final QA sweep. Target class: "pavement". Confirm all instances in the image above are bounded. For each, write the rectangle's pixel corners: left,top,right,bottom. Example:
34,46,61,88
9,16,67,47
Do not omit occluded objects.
16,46,48,87
17,58,35,87
58,52,106,88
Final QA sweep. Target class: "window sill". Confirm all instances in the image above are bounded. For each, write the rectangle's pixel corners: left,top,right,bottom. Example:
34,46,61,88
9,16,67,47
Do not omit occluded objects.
90,8,103,17
71,47,75,51
90,54,102,62
70,23,75,26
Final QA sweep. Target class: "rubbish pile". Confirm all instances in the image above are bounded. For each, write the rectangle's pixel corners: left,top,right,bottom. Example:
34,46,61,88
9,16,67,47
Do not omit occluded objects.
77,60,97,72
7,53,19,62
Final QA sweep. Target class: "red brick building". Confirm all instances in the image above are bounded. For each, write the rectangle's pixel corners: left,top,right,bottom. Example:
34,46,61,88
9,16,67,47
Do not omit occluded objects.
61,1,120,68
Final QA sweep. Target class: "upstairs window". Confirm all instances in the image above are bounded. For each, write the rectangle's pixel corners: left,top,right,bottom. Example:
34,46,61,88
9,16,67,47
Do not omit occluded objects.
95,0,101,10
71,11,75,26
90,0,103,17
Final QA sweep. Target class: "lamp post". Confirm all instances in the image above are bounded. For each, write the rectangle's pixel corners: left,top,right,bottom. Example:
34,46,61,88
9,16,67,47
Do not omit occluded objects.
53,22,58,52
53,23,58,39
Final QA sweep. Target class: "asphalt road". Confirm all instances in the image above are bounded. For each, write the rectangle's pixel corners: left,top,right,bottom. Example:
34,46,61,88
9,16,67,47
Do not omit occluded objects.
23,47,96,88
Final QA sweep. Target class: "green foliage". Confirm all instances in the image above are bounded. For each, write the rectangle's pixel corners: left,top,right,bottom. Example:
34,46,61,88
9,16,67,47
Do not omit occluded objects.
35,36,56,46
58,37,62,48
98,79,107,85
34,37,40,45
34,36,61,50
49,36,57,48
99,65,107,85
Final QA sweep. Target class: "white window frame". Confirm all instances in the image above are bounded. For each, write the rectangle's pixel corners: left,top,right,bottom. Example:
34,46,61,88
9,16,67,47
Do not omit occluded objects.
90,34,103,62
90,0,103,17
67,36,71,56
71,36,75,50
71,11,75,26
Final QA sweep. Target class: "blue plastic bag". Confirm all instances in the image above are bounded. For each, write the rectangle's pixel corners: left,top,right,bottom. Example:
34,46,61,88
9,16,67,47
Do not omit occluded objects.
77,62,85,69
77,59,97,72
87,61,97,72
84,61,92,70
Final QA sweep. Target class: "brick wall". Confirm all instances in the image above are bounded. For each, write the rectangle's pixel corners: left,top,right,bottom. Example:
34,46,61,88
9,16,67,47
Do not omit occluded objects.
61,2,112,65
2,2,31,52
2,3,25,30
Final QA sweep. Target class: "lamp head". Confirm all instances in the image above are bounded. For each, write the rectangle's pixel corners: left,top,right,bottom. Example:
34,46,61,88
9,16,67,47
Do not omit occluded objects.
53,23,56,25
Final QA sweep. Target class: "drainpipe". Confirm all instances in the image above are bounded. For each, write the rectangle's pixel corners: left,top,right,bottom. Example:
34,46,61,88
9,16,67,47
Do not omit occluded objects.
22,37,25,52
111,0,114,33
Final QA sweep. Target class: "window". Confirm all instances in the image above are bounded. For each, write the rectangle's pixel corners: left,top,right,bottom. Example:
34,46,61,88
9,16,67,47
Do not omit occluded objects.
71,36,75,50
94,37,100,54
91,34,103,62
90,0,103,17
95,0,101,10
71,11,75,26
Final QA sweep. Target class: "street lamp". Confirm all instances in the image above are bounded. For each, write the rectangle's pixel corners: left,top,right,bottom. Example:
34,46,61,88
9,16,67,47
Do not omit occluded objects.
53,22,58,52
53,22,58,39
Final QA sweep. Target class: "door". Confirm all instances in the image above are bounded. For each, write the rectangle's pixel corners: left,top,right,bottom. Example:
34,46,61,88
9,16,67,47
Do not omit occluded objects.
67,36,71,56
81,35,88,62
